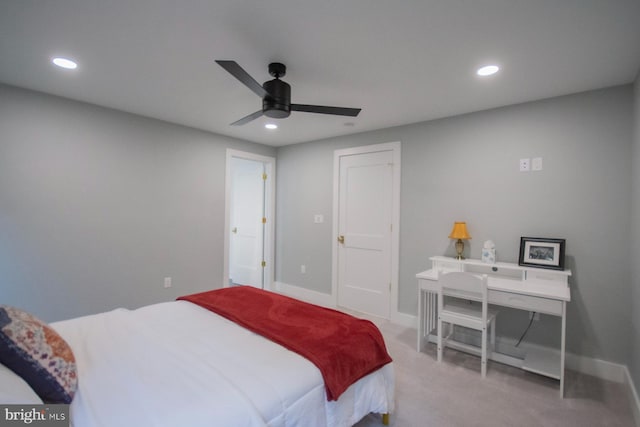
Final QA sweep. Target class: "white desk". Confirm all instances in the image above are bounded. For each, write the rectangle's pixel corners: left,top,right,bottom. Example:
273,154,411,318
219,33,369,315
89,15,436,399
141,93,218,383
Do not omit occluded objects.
417,256,571,397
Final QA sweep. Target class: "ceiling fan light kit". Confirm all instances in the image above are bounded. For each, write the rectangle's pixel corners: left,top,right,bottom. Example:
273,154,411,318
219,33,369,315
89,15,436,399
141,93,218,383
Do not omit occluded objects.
216,60,361,126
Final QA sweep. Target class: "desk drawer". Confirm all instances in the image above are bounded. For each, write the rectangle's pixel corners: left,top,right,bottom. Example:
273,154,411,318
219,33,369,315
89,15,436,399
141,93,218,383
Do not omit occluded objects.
489,291,563,316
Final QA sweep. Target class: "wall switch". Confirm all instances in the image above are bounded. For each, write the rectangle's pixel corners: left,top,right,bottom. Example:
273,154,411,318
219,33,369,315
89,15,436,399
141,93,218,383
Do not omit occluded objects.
300,265,306,274
314,214,324,224
164,277,172,288
532,157,543,171
519,158,530,172
529,311,540,321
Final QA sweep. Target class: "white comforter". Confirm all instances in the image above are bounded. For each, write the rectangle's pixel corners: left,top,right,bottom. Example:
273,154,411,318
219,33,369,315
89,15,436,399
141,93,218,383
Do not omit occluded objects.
51,301,394,427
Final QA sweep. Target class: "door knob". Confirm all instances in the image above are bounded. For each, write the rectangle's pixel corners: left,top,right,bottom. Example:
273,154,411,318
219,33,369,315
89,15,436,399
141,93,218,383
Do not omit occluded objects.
337,235,345,244
232,227,238,234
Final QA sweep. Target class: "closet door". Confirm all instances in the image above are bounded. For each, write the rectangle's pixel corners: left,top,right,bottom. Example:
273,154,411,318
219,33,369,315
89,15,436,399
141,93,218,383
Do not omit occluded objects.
229,157,265,288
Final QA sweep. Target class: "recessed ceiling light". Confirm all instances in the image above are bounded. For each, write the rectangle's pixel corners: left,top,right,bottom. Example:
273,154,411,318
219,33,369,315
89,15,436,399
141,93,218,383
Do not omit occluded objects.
265,123,278,130
476,65,499,77
52,57,78,70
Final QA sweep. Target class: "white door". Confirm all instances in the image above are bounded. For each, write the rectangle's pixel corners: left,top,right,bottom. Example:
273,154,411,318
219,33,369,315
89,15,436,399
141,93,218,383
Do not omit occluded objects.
337,150,394,318
229,157,265,288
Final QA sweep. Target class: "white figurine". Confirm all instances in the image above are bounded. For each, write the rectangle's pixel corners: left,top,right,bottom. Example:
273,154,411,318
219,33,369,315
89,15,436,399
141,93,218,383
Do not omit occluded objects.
481,240,496,264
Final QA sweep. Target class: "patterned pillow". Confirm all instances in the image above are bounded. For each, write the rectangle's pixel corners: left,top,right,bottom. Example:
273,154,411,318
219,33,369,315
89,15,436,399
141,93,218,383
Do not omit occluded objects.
0,305,77,403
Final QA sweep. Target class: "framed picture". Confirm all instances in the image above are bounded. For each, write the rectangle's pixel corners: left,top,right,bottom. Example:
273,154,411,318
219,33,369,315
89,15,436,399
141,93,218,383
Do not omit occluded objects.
518,237,566,270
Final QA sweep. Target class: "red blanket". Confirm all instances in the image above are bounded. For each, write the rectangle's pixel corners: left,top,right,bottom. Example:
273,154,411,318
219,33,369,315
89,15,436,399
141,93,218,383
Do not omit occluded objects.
177,286,392,401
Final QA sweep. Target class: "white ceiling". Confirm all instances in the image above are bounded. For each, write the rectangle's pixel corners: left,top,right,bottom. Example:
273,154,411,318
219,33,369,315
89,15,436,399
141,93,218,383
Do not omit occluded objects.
1,1,639,147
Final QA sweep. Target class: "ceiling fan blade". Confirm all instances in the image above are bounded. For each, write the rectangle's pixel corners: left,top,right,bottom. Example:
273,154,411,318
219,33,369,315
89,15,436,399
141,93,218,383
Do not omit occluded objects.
215,60,269,98
230,110,264,126
291,104,361,117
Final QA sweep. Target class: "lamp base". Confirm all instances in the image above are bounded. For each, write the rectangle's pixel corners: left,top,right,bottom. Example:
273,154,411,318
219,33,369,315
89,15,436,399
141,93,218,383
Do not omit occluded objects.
455,239,465,260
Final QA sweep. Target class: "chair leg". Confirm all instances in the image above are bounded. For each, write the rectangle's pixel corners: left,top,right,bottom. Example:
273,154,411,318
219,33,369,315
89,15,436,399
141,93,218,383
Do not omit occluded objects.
437,316,443,362
481,327,487,378
490,318,496,356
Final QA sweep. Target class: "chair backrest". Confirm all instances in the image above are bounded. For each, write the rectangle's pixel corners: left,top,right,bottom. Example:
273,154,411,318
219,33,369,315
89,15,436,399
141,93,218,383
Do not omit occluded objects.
439,272,488,301
438,272,489,321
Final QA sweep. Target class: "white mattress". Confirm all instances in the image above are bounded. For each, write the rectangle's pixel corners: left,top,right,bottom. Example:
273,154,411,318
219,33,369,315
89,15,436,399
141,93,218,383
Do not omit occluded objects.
51,301,394,427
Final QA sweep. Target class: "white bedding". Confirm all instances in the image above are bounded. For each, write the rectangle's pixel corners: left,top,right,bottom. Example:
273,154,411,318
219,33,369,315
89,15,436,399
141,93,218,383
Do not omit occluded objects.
51,301,394,427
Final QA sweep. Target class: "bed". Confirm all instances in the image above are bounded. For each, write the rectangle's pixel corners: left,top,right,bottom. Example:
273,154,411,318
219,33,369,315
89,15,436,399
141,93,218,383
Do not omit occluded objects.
0,286,395,427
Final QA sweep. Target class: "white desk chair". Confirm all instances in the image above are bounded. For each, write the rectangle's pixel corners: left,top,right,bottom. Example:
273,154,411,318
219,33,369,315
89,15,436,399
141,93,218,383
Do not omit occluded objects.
437,272,498,377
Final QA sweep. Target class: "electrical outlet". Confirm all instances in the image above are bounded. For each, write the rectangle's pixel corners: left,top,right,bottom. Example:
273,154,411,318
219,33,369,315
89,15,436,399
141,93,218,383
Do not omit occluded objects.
529,311,540,321
164,277,172,288
519,158,530,172
300,265,306,274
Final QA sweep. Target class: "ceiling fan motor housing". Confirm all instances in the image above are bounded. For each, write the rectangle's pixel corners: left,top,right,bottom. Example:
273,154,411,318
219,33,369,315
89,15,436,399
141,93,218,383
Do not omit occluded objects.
215,60,361,125
263,79,291,118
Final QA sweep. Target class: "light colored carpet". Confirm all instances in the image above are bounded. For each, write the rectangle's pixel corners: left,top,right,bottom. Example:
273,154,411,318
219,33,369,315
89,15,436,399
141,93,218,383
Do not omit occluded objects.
353,317,636,427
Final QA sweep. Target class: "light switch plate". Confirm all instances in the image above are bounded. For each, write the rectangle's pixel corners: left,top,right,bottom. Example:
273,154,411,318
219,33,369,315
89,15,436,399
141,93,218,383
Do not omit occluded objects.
532,157,543,171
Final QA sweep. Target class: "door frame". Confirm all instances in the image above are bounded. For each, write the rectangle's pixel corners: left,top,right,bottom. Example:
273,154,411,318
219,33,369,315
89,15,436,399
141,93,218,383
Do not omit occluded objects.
224,149,276,290
331,141,401,320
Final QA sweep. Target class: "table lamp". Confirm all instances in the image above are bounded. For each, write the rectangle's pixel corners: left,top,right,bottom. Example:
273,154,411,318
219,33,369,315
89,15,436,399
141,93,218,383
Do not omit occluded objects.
449,222,471,260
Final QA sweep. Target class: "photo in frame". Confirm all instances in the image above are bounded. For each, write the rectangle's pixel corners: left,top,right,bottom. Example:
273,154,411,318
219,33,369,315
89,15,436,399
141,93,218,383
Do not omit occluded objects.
518,237,566,270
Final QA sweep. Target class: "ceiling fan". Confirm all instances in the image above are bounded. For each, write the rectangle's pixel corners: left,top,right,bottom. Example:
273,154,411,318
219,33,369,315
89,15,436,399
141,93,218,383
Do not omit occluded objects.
215,60,362,126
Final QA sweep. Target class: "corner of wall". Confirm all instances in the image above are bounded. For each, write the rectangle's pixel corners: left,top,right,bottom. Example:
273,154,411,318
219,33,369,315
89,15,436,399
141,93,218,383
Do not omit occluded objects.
631,68,640,426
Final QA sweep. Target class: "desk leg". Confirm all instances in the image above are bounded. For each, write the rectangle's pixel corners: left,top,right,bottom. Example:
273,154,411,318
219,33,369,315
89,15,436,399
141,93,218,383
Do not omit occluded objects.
428,292,437,343
417,288,438,353
417,289,423,352
560,301,566,398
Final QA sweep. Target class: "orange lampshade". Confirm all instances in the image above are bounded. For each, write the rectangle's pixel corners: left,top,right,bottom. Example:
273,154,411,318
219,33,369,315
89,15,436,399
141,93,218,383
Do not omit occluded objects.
449,222,471,240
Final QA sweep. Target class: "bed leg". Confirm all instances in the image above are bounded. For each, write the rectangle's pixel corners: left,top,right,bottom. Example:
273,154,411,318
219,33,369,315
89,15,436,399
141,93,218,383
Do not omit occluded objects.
382,413,390,425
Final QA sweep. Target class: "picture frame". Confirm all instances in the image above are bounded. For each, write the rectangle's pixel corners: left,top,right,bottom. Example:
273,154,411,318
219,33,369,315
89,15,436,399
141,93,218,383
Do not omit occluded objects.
518,237,566,270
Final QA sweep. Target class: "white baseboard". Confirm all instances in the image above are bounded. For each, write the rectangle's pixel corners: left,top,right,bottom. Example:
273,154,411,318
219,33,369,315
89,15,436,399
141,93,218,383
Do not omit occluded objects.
564,352,626,383
390,311,416,328
274,281,335,308
275,281,416,328
625,367,640,427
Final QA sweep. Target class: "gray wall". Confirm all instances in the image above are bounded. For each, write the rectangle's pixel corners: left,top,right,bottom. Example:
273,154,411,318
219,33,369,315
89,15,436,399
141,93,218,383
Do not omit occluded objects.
0,84,275,322
1,81,635,368
632,74,640,391
276,85,633,363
